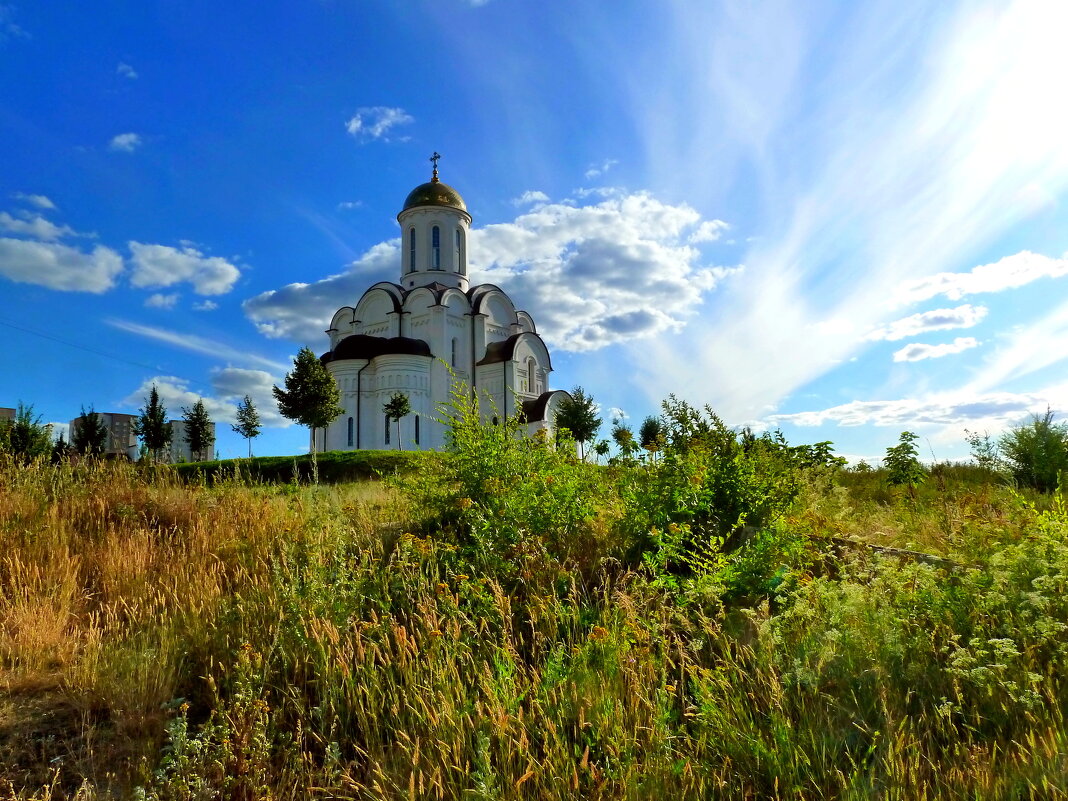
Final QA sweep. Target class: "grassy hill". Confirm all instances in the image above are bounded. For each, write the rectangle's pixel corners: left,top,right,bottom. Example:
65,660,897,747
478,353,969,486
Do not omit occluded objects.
2,407,1066,799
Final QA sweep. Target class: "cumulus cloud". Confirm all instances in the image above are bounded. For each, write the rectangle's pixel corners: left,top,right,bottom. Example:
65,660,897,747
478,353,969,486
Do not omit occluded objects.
122,369,289,432
243,192,738,351
512,190,550,206
128,242,241,295
243,240,399,342
210,367,289,427
892,337,980,362
608,407,627,421
12,193,55,210
0,238,123,292
896,251,1068,306
192,299,218,311
109,132,142,152
107,319,287,372
337,200,364,210
144,292,179,309
344,107,413,142
116,62,137,79
866,304,988,342
0,211,76,241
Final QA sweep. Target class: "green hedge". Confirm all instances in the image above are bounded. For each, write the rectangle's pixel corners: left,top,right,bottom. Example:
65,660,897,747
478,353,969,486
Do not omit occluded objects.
172,449,439,485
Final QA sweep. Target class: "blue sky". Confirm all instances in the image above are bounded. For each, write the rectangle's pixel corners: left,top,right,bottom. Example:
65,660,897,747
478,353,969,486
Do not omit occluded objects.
2,0,1067,463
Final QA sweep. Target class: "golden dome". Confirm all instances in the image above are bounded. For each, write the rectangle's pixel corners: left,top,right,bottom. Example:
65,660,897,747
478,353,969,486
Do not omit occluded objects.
401,178,467,214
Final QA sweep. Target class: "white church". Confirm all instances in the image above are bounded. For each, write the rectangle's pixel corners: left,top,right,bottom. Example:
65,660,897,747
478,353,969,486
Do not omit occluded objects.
316,156,570,452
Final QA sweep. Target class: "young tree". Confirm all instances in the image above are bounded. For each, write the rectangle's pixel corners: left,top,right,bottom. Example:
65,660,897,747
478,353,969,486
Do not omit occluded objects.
592,439,611,464
182,398,214,462
611,419,639,460
4,402,52,462
639,415,666,462
273,346,344,482
998,408,1068,493
134,385,172,462
51,432,72,463
383,391,411,451
555,386,601,460
884,430,926,497
72,405,108,456
231,394,262,458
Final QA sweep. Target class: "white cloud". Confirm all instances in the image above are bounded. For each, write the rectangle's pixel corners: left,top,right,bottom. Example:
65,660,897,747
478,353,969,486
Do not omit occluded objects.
896,251,1068,306
243,192,739,351
12,193,55,210
512,190,550,206
688,219,730,244
192,299,218,311
49,422,69,442
337,200,364,210
210,367,289,428
767,386,1067,433
0,238,123,292
107,319,288,372
123,376,240,427
144,292,179,309
109,132,142,152
892,337,980,362
344,107,413,142
866,304,988,342
122,370,289,430
116,62,137,79
608,407,627,421
0,211,76,241
128,242,241,295
584,159,619,180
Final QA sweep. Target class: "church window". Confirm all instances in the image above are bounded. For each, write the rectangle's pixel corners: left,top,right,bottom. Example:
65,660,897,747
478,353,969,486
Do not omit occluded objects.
384,414,390,445
347,417,354,447
456,229,466,275
408,228,416,272
492,416,499,426
432,226,441,270
414,415,420,444
451,337,458,367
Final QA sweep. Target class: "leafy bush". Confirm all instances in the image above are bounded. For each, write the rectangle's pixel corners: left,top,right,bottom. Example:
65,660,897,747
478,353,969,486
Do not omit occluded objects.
999,408,1068,493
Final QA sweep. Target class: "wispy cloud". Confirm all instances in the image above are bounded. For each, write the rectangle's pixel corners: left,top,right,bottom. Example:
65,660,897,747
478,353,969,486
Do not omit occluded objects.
107,319,288,372
637,1,1068,420
584,159,618,180
867,304,987,342
116,62,137,79
892,336,980,363
144,292,179,309
895,251,1068,306
109,132,142,152
0,211,76,241
192,299,218,312
344,107,413,142
12,193,55,210
512,190,549,206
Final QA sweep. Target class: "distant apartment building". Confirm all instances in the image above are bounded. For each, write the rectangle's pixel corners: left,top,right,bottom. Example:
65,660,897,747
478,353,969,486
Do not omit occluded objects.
68,411,139,459
0,407,15,424
167,419,216,463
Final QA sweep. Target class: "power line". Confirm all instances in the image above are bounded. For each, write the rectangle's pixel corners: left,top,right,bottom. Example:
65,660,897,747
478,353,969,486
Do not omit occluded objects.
0,316,209,391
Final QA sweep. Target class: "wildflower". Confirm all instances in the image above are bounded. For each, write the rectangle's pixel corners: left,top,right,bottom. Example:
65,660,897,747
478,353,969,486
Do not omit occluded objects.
429,630,443,638
665,685,676,693
458,497,474,510
436,582,449,593
589,626,609,643
456,574,469,582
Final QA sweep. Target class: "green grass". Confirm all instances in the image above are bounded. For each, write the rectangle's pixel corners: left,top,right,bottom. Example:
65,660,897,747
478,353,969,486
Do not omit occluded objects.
1,439,1067,799
170,448,437,485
